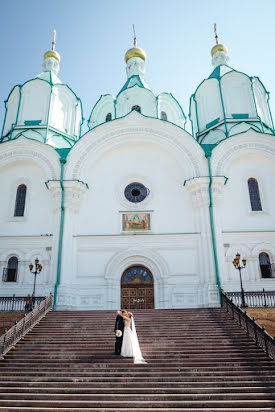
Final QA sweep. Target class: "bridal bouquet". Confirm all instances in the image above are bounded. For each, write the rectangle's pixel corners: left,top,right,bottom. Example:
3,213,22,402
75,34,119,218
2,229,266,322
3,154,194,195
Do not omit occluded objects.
116,330,122,337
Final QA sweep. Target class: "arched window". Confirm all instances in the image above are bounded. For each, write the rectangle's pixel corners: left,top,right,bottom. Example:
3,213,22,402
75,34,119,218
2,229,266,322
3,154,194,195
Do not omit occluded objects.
131,105,141,113
161,111,168,121
248,178,262,211
105,113,112,122
14,184,27,216
259,252,272,278
3,256,18,282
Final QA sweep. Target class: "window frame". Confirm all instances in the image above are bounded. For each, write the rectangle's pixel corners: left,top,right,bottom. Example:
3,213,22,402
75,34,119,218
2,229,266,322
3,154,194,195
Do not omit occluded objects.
2,256,19,282
105,113,112,122
8,178,31,222
248,177,262,212
131,105,142,113
259,252,272,279
161,111,168,121
14,184,27,217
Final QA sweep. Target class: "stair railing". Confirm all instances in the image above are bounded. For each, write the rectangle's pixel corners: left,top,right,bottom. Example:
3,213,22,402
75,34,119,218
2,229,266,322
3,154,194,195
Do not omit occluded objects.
224,289,275,307
0,293,53,359
0,295,46,312
221,290,275,360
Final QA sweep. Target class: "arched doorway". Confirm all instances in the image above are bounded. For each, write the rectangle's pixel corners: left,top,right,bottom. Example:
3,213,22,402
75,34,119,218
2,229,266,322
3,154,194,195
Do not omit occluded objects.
121,265,154,309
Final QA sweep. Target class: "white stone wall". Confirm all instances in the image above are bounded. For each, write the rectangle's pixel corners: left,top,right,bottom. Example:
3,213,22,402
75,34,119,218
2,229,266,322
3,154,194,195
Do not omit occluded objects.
0,117,274,309
211,130,275,292
0,138,60,297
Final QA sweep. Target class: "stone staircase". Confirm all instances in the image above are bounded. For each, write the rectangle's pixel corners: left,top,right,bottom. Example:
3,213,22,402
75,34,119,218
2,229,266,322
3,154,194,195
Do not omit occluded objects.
0,308,274,411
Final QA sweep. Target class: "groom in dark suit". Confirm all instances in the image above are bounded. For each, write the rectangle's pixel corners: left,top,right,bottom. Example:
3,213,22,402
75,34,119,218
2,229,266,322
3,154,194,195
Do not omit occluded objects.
114,310,125,355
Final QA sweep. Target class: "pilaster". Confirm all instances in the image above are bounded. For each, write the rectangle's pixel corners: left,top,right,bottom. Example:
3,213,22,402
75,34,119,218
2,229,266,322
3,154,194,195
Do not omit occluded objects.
185,176,225,306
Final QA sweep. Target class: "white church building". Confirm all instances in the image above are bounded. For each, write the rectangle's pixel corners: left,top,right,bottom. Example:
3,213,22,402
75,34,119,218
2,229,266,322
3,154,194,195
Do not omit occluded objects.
0,32,274,310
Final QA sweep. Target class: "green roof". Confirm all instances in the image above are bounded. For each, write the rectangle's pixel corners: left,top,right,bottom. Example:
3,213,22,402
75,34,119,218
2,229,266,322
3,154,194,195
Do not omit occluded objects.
118,74,152,96
208,65,233,79
36,71,63,85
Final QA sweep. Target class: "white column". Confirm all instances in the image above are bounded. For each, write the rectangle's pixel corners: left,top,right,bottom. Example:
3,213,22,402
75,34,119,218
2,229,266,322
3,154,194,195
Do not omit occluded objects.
61,181,88,285
46,181,62,295
48,180,88,308
185,177,220,307
211,177,227,286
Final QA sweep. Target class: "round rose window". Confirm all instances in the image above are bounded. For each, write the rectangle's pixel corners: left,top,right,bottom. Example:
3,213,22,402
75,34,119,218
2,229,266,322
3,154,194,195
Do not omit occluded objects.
124,182,148,203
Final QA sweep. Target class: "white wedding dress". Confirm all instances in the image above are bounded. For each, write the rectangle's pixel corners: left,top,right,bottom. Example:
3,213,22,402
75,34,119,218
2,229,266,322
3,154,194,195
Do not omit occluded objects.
121,317,146,364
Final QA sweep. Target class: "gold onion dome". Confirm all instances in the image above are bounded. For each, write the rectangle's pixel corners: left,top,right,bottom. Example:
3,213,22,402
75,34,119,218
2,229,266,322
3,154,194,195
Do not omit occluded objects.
125,46,146,63
211,43,228,57
44,50,61,62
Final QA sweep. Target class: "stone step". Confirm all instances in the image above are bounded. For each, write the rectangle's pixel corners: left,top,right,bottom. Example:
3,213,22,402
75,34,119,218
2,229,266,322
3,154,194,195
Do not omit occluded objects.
3,357,268,364
0,380,274,388
0,308,274,410
0,392,274,401
1,368,274,379
0,399,274,408
0,408,274,412
1,362,274,371
0,386,274,394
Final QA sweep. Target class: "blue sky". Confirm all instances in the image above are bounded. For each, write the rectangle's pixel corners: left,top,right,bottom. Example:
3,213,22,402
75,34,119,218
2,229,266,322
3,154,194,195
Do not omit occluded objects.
1,0,275,134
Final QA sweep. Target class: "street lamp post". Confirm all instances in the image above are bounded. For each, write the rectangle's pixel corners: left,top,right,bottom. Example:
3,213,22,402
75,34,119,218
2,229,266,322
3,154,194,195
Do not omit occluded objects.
232,252,247,308
29,258,43,305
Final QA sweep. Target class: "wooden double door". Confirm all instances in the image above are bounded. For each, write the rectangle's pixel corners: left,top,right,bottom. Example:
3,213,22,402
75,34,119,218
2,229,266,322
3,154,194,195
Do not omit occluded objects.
121,266,154,310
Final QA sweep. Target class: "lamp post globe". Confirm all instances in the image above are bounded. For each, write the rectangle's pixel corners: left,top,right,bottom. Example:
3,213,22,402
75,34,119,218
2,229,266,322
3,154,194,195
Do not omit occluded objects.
232,252,247,308
28,258,43,305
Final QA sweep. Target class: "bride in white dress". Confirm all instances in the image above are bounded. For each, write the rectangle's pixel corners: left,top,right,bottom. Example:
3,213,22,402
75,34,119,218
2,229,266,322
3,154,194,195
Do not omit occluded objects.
120,312,146,364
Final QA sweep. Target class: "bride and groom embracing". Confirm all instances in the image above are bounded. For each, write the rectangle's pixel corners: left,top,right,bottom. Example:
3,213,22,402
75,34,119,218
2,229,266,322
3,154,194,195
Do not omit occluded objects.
114,310,146,364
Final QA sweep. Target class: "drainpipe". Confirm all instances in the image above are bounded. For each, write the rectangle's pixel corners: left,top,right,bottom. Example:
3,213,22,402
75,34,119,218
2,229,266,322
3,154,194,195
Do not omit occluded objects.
205,151,222,304
53,158,66,310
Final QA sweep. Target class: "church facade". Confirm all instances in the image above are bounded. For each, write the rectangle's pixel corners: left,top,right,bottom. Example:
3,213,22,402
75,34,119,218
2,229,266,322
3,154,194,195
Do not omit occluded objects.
0,35,274,310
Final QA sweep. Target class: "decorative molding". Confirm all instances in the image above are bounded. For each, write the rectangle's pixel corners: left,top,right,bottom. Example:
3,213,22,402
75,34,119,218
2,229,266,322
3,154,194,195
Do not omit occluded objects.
46,180,88,213
63,181,88,213
0,137,60,179
184,177,210,208
104,246,169,282
211,176,227,207
46,181,61,212
251,243,275,258
65,116,207,180
211,132,275,175
225,242,275,260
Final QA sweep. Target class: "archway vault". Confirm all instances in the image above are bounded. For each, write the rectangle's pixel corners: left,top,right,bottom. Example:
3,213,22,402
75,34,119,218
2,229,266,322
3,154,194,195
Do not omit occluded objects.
104,248,169,309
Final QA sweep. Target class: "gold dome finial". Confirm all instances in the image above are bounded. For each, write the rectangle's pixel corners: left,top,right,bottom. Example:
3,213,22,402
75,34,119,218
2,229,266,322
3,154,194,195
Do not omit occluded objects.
44,29,61,62
125,24,146,63
52,29,57,51
211,23,228,56
214,23,219,45
133,24,137,48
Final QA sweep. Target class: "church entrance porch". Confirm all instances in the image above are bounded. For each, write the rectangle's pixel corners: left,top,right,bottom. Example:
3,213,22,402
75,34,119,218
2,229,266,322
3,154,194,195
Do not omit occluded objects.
121,265,154,309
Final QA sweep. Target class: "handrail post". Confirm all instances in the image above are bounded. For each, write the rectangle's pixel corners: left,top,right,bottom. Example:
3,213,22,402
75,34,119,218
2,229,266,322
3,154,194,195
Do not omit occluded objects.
253,317,258,346
263,288,267,307
11,294,15,312
244,310,248,332
22,314,26,334
262,326,269,356
14,320,17,342
1,330,7,356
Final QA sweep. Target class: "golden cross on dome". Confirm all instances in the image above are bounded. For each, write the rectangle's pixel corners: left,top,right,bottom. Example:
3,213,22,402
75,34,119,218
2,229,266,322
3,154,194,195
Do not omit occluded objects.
214,23,219,45
52,29,56,51
133,24,137,47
